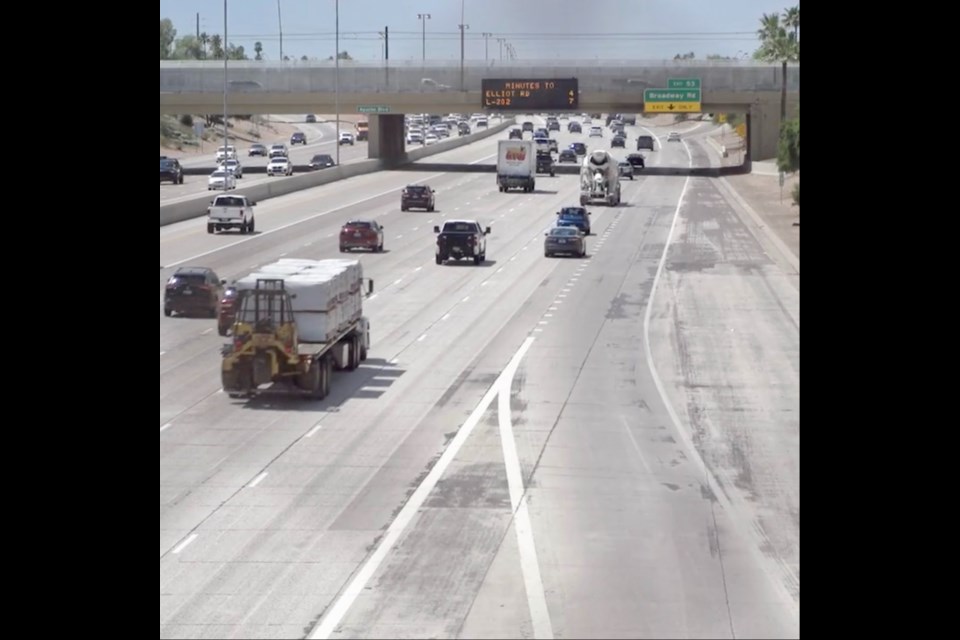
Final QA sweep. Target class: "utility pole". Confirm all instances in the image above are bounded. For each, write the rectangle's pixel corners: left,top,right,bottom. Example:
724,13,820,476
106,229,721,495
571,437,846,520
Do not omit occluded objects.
222,0,228,191
417,13,431,62
196,13,200,41
459,0,468,91
277,0,284,62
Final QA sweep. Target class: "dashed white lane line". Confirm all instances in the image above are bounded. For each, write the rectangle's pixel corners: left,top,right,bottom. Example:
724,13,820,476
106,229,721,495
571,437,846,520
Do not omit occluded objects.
389,357,399,365
393,278,403,285
279,252,288,257
368,293,379,301
511,256,517,261
558,294,567,298
497,267,505,274
201,328,213,335
414,266,423,272
538,320,548,325
545,313,554,318
325,233,335,238
160,351,166,356
172,534,198,555
160,423,172,433
533,328,543,333
481,282,489,287
396,235,404,239
561,288,571,293
303,241,313,247
462,296,470,303
427,219,433,224
441,313,450,321
307,337,539,640
305,423,323,438
248,472,268,488
417,334,427,342
548,306,557,311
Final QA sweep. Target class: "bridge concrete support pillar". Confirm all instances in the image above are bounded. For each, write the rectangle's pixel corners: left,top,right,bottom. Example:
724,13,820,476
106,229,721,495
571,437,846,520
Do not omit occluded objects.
749,101,781,162
368,114,406,164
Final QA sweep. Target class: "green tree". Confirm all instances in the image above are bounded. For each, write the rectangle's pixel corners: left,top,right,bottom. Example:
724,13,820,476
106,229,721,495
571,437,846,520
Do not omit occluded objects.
301,55,309,61
673,51,695,60
254,41,263,60
327,51,353,60
227,44,247,60
172,35,203,60
210,34,224,59
755,7,799,121
160,19,176,59
777,116,800,173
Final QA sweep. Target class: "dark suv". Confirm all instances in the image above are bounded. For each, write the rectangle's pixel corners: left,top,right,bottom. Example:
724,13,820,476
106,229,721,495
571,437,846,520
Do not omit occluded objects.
400,184,436,212
536,151,555,176
290,132,307,145
164,267,226,318
637,135,655,151
508,128,523,140
160,158,183,184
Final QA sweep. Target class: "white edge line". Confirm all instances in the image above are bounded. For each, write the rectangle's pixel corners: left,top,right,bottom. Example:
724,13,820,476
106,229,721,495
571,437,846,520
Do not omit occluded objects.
497,343,554,639
308,336,536,640
171,533,198,555
248,472,268,488
641,143,800,619
305,423,323,438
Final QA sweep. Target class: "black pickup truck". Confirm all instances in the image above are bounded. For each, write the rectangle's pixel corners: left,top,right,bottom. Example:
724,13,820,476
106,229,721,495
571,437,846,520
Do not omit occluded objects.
434,220,491,265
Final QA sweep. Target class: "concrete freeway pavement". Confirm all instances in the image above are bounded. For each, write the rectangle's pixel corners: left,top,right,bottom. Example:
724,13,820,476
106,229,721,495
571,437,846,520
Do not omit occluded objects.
160,116,799,638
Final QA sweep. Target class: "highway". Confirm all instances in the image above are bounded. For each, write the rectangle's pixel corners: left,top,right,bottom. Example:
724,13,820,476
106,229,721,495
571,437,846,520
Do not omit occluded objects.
160,117,369,204
160,115,510,205
160,116,800,639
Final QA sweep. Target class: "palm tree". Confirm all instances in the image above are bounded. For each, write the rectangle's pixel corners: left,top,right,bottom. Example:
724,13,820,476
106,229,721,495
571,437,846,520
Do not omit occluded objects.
783,6,800,43
199,32,209,59
210,34,224,60
254,41,263,61
755,9,799,121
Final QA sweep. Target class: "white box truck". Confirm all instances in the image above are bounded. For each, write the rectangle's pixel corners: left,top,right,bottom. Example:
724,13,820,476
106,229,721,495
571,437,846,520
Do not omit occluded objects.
496,139,536,193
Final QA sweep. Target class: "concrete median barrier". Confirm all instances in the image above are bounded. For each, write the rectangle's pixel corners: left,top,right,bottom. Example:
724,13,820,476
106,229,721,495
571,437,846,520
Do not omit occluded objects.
161,117,515,227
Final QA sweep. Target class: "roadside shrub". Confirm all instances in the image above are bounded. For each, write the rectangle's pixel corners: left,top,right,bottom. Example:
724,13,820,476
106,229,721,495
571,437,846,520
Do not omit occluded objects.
180,114,194,127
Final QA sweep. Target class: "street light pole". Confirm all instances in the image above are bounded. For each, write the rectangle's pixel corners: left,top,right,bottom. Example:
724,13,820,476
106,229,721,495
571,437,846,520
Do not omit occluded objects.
482,32,491,64
335,0,340,166
417,13,431,62
497,37,505,63
222,0,228,191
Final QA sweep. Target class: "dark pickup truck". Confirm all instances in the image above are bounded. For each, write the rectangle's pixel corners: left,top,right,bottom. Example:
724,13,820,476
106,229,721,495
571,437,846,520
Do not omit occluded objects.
536,151,555,176
434,220,491,265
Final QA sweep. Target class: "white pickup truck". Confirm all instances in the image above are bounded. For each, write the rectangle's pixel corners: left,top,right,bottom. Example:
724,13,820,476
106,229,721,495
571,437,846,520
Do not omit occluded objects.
207,194,256,234
215,145,237,164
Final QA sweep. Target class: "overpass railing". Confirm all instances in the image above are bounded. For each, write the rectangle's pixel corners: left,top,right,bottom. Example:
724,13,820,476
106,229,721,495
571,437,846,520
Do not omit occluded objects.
160,60,799,95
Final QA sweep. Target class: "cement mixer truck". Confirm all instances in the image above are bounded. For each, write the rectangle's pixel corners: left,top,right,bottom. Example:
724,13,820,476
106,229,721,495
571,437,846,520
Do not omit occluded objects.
579,149,621,206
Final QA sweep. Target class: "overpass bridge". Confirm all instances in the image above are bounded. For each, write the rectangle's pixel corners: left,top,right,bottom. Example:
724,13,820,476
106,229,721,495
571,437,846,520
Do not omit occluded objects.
160,60,799,161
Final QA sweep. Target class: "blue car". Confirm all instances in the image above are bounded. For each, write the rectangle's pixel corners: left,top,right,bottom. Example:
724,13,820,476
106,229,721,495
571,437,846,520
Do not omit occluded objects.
556,206,591,235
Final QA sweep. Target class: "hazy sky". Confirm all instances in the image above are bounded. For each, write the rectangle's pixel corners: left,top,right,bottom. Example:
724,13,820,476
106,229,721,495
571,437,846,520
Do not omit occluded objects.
160,0,793,62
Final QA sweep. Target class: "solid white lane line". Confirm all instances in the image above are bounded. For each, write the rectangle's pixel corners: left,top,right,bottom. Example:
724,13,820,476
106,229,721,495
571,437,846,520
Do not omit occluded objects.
171,534,198,555
497,340,553,639
641,141,800,617
248,472,268,488
307,337,537,640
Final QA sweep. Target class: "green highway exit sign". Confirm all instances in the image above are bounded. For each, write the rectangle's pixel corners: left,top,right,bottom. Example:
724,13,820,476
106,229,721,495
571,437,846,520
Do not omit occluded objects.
644,89,701,102
668,78,701,89
357,105,390,114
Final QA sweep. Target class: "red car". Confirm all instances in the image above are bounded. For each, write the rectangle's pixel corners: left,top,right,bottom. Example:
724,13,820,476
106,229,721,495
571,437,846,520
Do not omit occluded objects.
340,219,385,252
217,286,239,335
